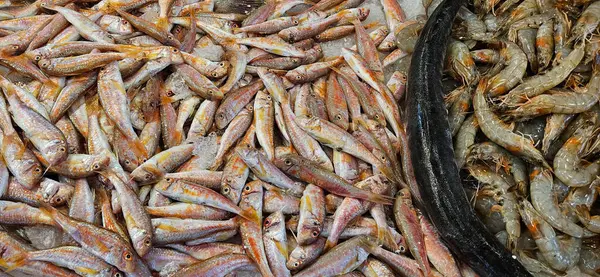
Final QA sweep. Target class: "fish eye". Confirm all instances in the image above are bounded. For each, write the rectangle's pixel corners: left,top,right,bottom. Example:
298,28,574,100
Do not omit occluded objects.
34,55,42,61
142,158,147,162
313,221,319,226
55,197,62,203
284,159,292,166
121,19,128,24
374,115,380,119
335,114,342,120
58,147,66,152
93,164,100,170
168,35,175,40
218,62,225,67
399,246,406,253
295,75,301,80
171,48,178,53
165,178,172,182
123,251,133,260
293,262,299,267
244,185,251,191
266,95,271,100
114,273,122,277
212,72,218,77
145,173,153,180
311,231,319,237
125,160,130,165
107,34,114,39
293,20,298,24
144,238,151,246
35,168,41,172
222,186,230,193
264,219,270,226
167,90,175,97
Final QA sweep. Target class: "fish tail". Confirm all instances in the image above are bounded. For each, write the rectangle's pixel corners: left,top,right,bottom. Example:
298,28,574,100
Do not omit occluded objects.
379,227,400,252
131,138,149,161
323,239,336,252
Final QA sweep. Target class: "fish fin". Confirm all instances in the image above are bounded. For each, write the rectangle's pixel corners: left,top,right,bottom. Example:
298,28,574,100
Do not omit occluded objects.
367,193,394,205
324,239,336,252
0,252,27,272
239,208,261,225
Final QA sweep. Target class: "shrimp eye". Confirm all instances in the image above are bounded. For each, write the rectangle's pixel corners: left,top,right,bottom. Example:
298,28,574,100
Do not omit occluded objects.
244,185,251,191
311,231,319,237
222,186,230,193
284,159,292,166
123,252,133,260
144,238,151,246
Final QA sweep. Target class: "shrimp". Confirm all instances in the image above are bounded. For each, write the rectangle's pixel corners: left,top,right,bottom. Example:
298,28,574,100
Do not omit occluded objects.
456,6,490,41
554,113,600,187
499,43,585,107
471,49,501,64
446,39,478,85
542,113,577,156
474,79,550,168
466,142,528,197
584,35,599,64
487,41,527,96
501,0,538,30
536,19,554,72
447,84,473,136
517,28,539,74
530,167,585,237
468,163,520,249
575,181,600,233
507,11,554,42
454,115,479,169
503,89,599,122
570,1,600,42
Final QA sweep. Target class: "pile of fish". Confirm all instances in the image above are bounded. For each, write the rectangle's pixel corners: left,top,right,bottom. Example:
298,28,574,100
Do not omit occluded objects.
0,0,468,276
445,0,600,276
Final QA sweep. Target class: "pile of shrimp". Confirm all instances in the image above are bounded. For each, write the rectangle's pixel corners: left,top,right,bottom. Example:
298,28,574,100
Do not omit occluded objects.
445,0,600,275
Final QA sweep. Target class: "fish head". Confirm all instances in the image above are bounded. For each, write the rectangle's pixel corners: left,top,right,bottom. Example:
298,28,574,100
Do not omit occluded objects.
210,61,229,79
236,146,259,163
221,176,242,205
285,70,306,84
130,227,152,257
90,154,111,172
287,245,308,271
297,214,322,245
41,139,68,165
131,165,157,184
278,28,297,43
241,180,264,207
272,154,299,173
115,246,137,273
263,211,284,237
294,114,320,130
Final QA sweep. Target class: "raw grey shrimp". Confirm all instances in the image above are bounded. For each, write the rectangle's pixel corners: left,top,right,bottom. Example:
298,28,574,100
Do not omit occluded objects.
486,41,528,97
454,115,479,169
530,166,585,238
503,89,600,122
499,43,585,107
570,1,600,43
536,19,554,72
466,142,529,196
542,113,577,156
517,28,539,73
507,11,555,43
553,114,600,187
446,39,478,85
518,199,582,272
474,79,550,168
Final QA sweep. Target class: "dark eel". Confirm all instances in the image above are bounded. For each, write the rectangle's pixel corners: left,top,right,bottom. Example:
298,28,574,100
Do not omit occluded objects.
404,0,532,276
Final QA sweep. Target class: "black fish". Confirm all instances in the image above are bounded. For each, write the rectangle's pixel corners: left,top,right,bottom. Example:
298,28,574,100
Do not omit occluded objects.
404,0,532,276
